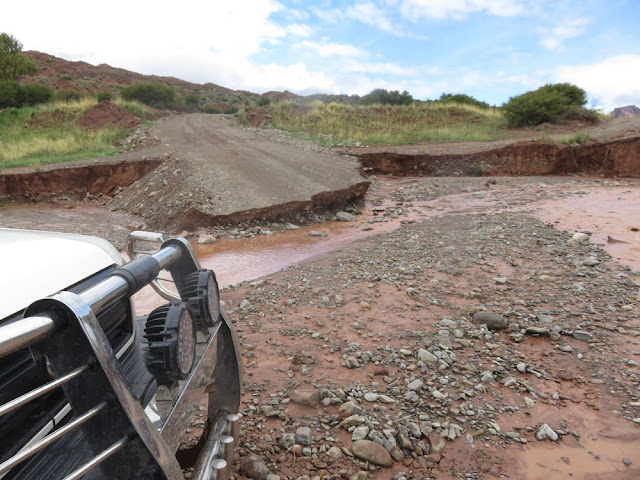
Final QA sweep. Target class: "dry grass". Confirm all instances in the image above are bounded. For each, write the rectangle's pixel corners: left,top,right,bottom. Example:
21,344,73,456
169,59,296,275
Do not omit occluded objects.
0,97,150,170
269,101,509,145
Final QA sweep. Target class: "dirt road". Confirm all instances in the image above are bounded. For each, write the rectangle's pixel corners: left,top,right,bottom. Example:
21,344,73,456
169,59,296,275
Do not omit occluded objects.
109,114,369,230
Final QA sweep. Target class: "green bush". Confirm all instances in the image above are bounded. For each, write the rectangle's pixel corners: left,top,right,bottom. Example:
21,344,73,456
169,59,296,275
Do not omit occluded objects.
17,83,53,106
0,80,19,107
361,88,413,106
120,83,176,109
185,93,200,106
257,96,271,107
438,93,490,109
502,83,587,127
54,88,83,103
97,92,112,103
224,106,239,114
201,105,222,114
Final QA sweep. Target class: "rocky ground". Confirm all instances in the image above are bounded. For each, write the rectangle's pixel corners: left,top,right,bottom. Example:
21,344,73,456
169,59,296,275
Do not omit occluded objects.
211,176,640,480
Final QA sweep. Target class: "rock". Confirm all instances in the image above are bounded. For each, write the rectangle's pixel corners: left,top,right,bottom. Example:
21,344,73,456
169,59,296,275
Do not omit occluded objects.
503,377,517,387
351,440,394,467
364,392,378,402
417,348,438,363
296,426,312,446
389,445,405,462
472,311,508,330
266,475,280,480
350,472,368,480
582,256,600,266
289,389,323,407
536,424,558,441
572,232,590,243
408,379,424,391
327,446,343,460
336,211,357,222
573,331,593,341
428,433,446,454
480,371,495,383
240,299,251,309
239,454,270,480
352,426,370,441
197,233,216,244
346,356,360,368
280,433,295,449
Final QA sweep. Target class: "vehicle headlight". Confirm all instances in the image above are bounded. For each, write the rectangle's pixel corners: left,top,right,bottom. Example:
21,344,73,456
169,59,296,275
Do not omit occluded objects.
144,302,196,384
181,269,220,330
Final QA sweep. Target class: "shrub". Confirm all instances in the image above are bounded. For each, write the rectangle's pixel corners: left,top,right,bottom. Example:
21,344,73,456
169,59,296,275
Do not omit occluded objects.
562,132,590,144
502,83,587,127
224,106,239,114
54,88,83,103
361,88,413,106
97,92,112,103
257,96,271,107
0,80,19,107
185,92,200,106
439,93,490,109
120,83,176,109
17,83,53,106
201,105,222,114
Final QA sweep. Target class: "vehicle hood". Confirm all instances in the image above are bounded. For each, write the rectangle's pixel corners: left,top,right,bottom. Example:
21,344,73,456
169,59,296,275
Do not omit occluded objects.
0,229,124,319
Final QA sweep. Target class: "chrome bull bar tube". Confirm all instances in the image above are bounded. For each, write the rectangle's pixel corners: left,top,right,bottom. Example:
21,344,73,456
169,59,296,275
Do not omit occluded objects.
0,243,184,359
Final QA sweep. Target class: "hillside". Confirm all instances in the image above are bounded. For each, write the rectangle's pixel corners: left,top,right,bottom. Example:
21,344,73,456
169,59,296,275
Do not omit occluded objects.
23,51,256,104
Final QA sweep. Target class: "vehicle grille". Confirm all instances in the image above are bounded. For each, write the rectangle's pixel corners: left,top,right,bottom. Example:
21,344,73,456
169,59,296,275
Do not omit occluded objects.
0,266,133,471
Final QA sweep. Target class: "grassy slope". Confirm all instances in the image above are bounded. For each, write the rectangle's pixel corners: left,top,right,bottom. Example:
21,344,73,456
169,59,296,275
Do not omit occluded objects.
268,101,509,145
0,98,150,170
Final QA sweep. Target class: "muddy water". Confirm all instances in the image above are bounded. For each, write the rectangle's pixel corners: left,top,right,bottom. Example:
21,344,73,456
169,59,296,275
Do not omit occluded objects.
532,186,640,272
134,177,640,312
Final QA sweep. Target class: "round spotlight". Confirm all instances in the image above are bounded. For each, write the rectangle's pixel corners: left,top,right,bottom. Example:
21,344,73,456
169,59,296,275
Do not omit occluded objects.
181,269,220,330
144,302,196,384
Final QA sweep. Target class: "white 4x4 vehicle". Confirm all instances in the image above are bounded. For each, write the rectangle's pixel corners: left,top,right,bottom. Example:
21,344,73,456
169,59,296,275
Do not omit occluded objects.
0,229,242,480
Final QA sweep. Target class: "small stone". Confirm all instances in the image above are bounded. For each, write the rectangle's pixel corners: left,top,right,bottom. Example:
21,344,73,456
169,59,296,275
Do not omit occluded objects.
472,311,508,330
623,458,632,466
572,232,590,243
346,356,360,368
352,426,370,441
536,424,558,441
408,379,424,391
573,331,593,341
336,211,357,222
280,433,295,449
240,299,251,309
197,233,217,245
351,440,394,467
289,389,324,407
503,377,517,387
582,256,600,266
239,454,270,480
364,392,378,402
481,371,495,383
296,426,312,446
428,433,446,454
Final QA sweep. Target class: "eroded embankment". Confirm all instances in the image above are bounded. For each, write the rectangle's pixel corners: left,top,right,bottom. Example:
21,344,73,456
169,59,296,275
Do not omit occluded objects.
357,135,640,177
0,159,162,201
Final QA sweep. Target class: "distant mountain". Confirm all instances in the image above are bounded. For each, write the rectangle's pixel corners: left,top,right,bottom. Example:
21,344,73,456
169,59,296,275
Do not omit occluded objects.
611,105,640,118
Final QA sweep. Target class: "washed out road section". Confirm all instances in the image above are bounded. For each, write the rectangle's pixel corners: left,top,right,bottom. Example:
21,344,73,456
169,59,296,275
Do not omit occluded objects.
109,114,369,231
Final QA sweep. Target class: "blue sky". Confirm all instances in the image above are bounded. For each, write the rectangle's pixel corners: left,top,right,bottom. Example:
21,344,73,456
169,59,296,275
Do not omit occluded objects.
2,0,639,111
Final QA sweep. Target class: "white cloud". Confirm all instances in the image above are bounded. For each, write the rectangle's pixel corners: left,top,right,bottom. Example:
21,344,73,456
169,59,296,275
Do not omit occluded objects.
540,17,590,51
397,0,525,21
341,60,417,75
301,41,368,58
286,24,312,36
346,2,394,31
554,55,640,111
